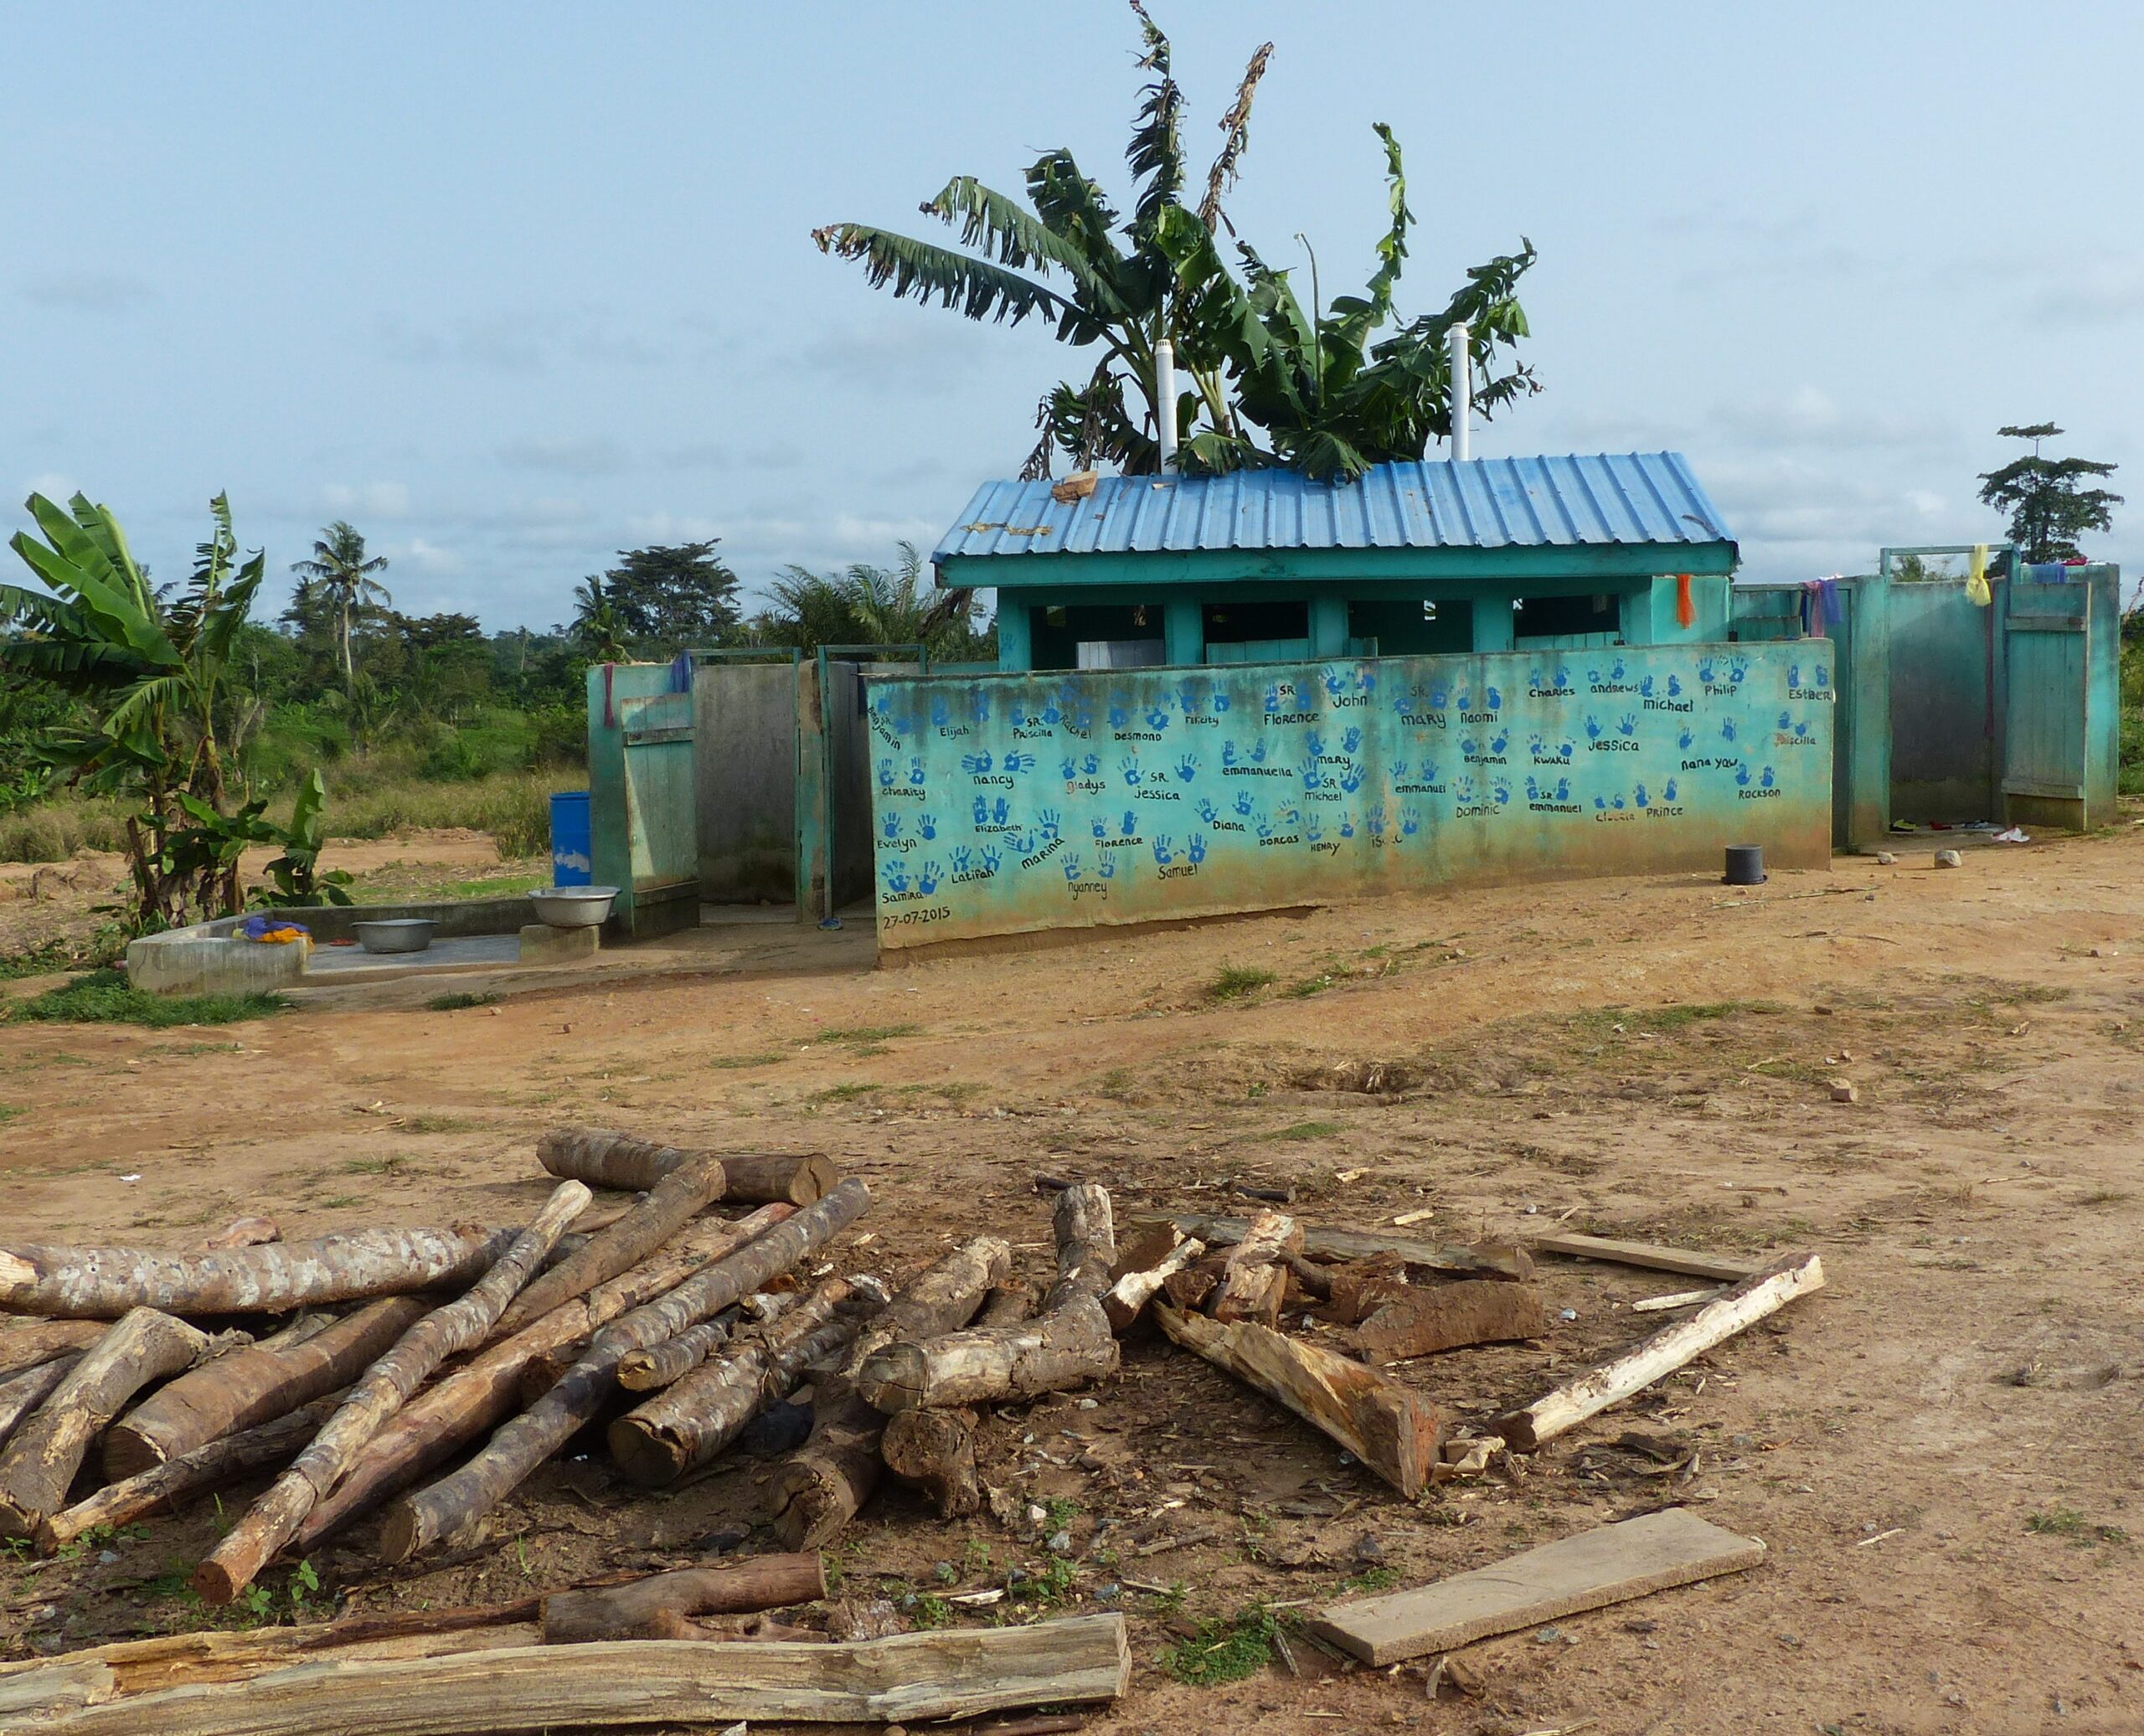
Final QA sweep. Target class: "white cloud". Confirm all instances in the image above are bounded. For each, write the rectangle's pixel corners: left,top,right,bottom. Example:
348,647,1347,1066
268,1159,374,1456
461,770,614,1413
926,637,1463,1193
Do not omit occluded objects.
23,473,79,503
322,482,411,519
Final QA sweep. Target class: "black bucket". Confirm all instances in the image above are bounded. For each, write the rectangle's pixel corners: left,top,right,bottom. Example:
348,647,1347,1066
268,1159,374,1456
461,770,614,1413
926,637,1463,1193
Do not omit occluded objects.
1722,845,1766,886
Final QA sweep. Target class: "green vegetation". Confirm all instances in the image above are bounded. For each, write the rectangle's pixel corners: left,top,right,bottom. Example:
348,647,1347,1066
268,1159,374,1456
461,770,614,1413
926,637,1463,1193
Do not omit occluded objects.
1203,964,1276,1002
1977,425,2121,564
427,992,500,1012
2026,1507,2128,1545
1157,1603,1281,1686
7,969,282,1028
0,1105,23,1124
813,1023,921,1044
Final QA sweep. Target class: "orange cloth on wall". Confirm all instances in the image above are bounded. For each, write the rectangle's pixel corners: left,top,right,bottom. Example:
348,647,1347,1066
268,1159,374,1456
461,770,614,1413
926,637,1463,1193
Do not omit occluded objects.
1674,573,1696,629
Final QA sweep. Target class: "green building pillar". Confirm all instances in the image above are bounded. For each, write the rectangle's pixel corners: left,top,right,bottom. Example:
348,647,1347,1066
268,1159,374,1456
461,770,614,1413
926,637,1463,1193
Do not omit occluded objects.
1309,595,1349,657
995,594,1033,672
1163,598,1203,667
1471,591,1515,652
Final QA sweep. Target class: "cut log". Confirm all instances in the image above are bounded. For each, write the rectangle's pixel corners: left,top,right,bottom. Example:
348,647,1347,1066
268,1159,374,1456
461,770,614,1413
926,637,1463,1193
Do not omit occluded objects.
195,1182,590,1604
609,1281,856,1486
1495,1252,1825,1451
1101,1237,1203,1333
103,1296,427,1480
294,1207,794,1551
0,1319,104,1379
0,1357,80,1455
1306,1508,1767,1664
879,1407,980,1517
1350,1280,1547,1363
491,1152,729,1338
1160,1263,1219,1312
616,1316,734,1393
39,1397,341,1554
769,1235,1008,1551
1631,1286,1723,1312
858,1298,1116,1413
1526,1233,1761,1284
0,1309,241,1539
1319,1254,1411,1326
1208,1210,1301,1326
537,1127,837,1204
1144,1213,1533,1280
538,1553,826,1644
380,1180,869,1562
0,1657,113,1719
977,1280,1034,1327
204,1217,281,1250
1153,1302,1442,1498
1043,1182,1116,1309
21,1615,1134,1734
1280,1252,1332,1301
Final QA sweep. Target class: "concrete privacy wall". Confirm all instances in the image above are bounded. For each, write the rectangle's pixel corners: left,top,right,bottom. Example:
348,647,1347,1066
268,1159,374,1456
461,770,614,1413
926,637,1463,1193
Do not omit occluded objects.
1888,581,1997,822
693,660,796,902
866,643,1832,951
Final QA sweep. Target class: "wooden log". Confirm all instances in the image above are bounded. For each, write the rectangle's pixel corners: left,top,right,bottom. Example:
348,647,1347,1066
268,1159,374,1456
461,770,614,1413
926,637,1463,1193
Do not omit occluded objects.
1208,1210,1301,1326
194,1182,590,1604
21,1615,1135,1734
1144,1213,1533,1280
879,1407,980,1517
616,1316,734,1393
0,1357,80,1455
538,1553,826,1644
39,1397,341,1554
609,1281,856,1486
491,1152,729,1338
1525,1232,1760,1284
1101,1237,1203,1334
103,1297,427,1480
858,1298,1116,1414
0,1657,113,1719
1306,1509,1767,1665
1160,1262,1219,1312
294,1207,793,1551
537,1127,837,1204
0,1227,521,1319
1043,1182,1116,1309
0,1309,241,1538
769,1235,1008,1551
380,1180,868,1562
203,1217,281,1250
1153,1302,1442,1498
1319,1254,1410,1326
1495,1252,1826,1451
1349,1281,1546,1363
977,1280,1034,1327
1280,1251,1332,1301
0,1319,104,1379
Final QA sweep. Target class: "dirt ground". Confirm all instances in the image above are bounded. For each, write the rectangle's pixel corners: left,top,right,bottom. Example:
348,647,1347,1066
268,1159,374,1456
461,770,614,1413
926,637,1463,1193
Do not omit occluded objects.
3,819,2142,1735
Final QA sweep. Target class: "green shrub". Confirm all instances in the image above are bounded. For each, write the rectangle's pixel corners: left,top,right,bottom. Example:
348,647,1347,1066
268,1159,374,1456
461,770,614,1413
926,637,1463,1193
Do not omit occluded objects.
525,705,588,768
8,970,283,1028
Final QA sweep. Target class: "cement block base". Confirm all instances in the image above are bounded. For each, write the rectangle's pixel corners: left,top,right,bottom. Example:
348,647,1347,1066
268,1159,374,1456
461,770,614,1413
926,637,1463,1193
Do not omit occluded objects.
519,923,600,965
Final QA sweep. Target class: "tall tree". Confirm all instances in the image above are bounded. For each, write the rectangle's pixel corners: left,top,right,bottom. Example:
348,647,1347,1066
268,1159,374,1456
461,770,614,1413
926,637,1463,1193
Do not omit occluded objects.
1978,424,2121,563
570,575,628,662
813,3,1537,482
290,521,392,693
594,542,741,653
748,543,990,658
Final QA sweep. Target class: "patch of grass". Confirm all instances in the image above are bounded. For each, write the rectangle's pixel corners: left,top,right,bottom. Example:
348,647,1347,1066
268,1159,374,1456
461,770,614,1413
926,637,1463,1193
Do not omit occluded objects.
1266,1120,1343,1141
8,971,283,1028
814,1023,921,1044
811,1083,879,1104
316,1195,363,1209
708,1052,786,1070
912,1592,954,1629
1336,1565,1399,1594
2069,1187,2131,1208
1574,1000,1783,1036
1097,1068,1136,1099
0,1105,23,1125
0,933,127,980
1285,973,1340,999
2027,1508,2128,1545
427,992,498,1012
1203,965,1277,1003
398,1113,476,1133
1024,1555,1078,1608
1157,1603,1281,1686
339,1156,410,1177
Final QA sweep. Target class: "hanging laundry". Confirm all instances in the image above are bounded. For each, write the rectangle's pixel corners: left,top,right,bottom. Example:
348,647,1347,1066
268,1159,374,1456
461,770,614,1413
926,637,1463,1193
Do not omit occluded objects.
1799,576,1841,637
1965,544,1991,606
1674,573,1696,629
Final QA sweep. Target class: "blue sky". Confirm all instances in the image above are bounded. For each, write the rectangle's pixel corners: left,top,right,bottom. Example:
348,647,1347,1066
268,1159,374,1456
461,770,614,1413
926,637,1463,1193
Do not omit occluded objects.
5,2,2139,627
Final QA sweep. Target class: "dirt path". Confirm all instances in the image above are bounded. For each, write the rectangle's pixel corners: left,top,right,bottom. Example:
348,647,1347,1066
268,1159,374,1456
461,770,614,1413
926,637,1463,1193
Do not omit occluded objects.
3,824,2141,1733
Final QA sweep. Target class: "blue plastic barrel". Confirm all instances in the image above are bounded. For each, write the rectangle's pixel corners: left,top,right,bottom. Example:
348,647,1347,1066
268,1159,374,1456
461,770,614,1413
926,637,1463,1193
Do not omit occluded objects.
549,791,592,886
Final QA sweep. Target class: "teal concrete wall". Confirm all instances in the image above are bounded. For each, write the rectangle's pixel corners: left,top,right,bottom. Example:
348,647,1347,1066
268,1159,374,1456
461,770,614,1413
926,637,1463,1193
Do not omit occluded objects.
866,643,1832,951
1888,580,1999,822
587,662,699,937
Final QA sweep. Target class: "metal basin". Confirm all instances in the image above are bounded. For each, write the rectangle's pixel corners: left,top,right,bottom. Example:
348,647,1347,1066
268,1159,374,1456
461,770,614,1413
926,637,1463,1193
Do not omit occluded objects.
528,886,618,929
353,919,436,954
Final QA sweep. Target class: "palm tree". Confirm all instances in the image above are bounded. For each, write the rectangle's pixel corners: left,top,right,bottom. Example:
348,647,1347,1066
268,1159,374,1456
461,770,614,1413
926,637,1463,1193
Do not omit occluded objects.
291,521,390,693
570,575,628,662
750,543,988,657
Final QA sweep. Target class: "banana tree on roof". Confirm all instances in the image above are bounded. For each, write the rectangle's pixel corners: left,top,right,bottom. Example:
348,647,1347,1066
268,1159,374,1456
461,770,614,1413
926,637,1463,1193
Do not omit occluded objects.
813,2,1539,482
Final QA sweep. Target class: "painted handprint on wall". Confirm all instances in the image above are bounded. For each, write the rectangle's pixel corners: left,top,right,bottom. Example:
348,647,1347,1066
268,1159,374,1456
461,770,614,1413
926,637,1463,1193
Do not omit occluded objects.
961,750,993,775
919,814,937,840
1002,750,1036,775
1175,754,1198,782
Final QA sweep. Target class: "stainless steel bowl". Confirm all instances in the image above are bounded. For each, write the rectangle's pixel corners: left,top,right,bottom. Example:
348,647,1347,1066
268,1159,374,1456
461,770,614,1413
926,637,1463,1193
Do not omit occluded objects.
353,919,436,954
528,886,618,929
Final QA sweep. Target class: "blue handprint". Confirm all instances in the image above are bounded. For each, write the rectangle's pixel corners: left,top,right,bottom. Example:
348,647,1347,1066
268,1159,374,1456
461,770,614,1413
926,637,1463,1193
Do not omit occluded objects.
1639,675,1656,698
1722,718,1738,743
1343,725,1363,754
1302,760,1324,791
1492,779,1511,806
1340,763,1365,794
1223,741,1239,767
1611,656,1627,680
1188,833,1207,863
1461,737,1481,757
1487,684,1504,710
961,750,993,775
1263,685,1281,715
1735,764,1751,786
1528,733,1544,757
1634,783,1649,809
1175,754,1198,782
1037,808,1061,840
1305,813,1323,842
1815,662,1830,688
1059,755,1078,780
1178,684,1199,714
1002,750,1036,775
1256,816,1274,840
1324,672,1346,701
876,758,894,789
1662,778,1678,801
951,846,972,873
1526,775,1541,800
1339,816,1355,837
1492,729,1510,755
1554,777,1569,800
972,796,989,825
1698,657,1716,683
917,860,942,894
1455,775,1477,803
1618,715,1636,737
1097,856,1116,879
908,758,925,786
1304,731,1325,760
980,845,1002,872
1248,740,1268,765
1091,816,1107,839
1430,679,1451,709
1730,657,1748,683
1793,720,1810,739
1392,758,1411,781
930,696,950,729
971,692,991,723
1009,830,1036,854
1760,766,1776,788
1788,663,1801,690
1595,795,1608,810
1777,709,1791,731
1062,853,1082,883
1420,760,1440,784
882,812,901,842
1356,668,1377,694
1145,703,1170,730
1585,716,1604,740
992,796,1012,825
1197,797,1219,823
1678,726,1694,751
1041,698,1061,727
1081,753,1100,776
1121,811,1137,837
1611,793,1626,811
1213,689,1230,712
1152,836,1174,865
1108,701,1130,729
1667,674,1683,698
884,863,910,894
1454,689,1471,713
1399,809,1420,837
1120,757,1142,789
919,813,937,840
1234,791,1255,816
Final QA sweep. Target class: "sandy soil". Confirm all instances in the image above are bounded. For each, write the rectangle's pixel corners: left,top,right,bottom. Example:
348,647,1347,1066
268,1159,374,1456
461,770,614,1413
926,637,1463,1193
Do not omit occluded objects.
3,821,2142,1734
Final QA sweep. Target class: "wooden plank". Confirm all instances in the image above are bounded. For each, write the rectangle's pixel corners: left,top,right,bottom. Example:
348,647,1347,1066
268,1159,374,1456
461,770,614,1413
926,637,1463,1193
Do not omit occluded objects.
1497,1253,1824,1451
22,1617,1133,1733
1524,1234,1759,1283
1147,1214,1531,1280
1306,1509,1766,1665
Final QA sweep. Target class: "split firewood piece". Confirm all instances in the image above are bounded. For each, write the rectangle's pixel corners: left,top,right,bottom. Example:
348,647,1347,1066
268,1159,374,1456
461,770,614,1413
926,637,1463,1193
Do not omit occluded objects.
194,1182,591,1604
491,1152,729,1338
295,1208,793,1552
879,1407,981,1517
1524,1232,1760,1284
0,1226,521,1319
0,1357,81,1455
0,1320,104,1380
105,1298,425,1480
0,1310,245,1538
1144,1213,1533,1280
1350,1281,1547,1364
537,1127,836,1204
203,1217,281,1250
769,1235,1008,1551
1208,1209,1301,1326
41,1395,341,1555
1280,1252,1333,1301
1496,1252,1825,1451
977,1280,1034,1327
380,1180,869,1563
538,1553,826,1644
1160,1259,1221,1312
1153,1302,1442,1498
616,1316,735,1393
609,1280,857,1486
1319,1254,1411,1326
1102,1236,1205,1333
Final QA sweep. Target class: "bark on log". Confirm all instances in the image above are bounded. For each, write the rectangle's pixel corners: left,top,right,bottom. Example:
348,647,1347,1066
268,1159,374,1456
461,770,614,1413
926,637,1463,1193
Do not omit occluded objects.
1142,1213,1533,1281
0,1309,241,1538
879,1407,980,1517
1160,1263,1219,1312
39,1397,341,1554
1281,1251,1333,1301
977,1280,1034,1327
858,1298,1117,1414
1350,1280,1546,1363
491,1152,729,1339
18,1615,1135,1734
537,1127,837,1204
1495,1253,1826,1451
294,1207,793,1551
768,1236,1008,1551
1209,1209,1301,1326
195,1182,590,1604
203,1217,281,1250
0,1320,104,1379
1102,1237,1204,1333
0,1227,519,1319
1319,1254,1412,1326
609,1281,856,1486
538,1553,826,1643
1043,1182,1116,1311
103,1297,426,1480
1153,1302,1443,1498
615,1316,734,1393
379,1181,868,1562
0,1357,80,1455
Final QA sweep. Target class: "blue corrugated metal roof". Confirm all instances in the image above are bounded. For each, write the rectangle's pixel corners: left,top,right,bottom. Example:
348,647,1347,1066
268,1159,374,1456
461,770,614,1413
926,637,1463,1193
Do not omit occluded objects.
932,453,1734,564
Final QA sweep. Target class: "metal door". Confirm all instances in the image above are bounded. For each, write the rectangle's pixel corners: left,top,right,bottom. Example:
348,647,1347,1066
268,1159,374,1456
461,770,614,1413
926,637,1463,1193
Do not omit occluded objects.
2001,577,2090,827
617,688,698,924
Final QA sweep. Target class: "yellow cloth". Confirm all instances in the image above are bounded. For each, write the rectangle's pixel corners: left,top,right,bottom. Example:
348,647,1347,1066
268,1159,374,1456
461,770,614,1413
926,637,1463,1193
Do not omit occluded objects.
253,926,306,945
1966,543,1991,606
